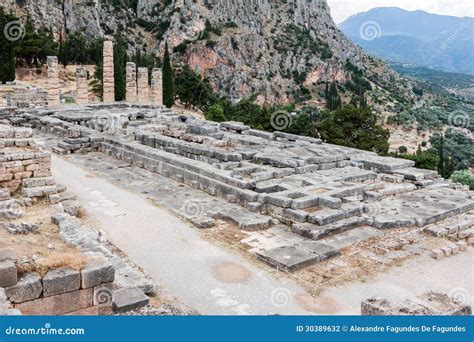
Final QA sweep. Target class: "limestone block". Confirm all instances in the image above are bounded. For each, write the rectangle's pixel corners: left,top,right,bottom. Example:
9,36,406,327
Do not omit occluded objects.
430,249,444,260
0,260,17,287
43,268,80,297
81,259,115,289
15,288,93,315
112,288,149,313
456,241,467,252
5,272,42,303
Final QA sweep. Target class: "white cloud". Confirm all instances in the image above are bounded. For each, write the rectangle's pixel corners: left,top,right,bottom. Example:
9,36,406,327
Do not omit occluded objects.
327,0,474,23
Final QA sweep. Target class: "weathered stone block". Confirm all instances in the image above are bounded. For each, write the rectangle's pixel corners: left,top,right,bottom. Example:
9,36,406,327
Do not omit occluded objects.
43,268,80,297
5,272,42,303
81,260,115,289
15,288,93,315
112,288,149,313
0,260,17,287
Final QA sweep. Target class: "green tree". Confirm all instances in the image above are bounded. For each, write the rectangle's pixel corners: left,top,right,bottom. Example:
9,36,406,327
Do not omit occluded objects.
450,170,474,190
0,7,16,83
437,134,445,177
205,104,226,122
162,42,174,108
113,30,127,101
326,81,341,111
174,64,215,110
317,105,390,154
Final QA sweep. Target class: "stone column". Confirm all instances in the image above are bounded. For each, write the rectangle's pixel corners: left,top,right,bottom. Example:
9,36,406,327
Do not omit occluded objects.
46,56,60,107
151,68,163,106
103,40,115,103
125,62,137,102
75,67,88,104
137,67,149,103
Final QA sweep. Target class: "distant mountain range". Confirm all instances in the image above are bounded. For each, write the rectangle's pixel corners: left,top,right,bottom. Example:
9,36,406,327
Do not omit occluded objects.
339,7,474,75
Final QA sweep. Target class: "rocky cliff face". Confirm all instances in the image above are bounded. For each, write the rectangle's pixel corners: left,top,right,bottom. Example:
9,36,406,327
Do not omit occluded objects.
1,0,412,107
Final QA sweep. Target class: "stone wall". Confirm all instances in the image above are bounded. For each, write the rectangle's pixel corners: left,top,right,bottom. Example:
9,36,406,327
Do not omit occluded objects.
0,255,115,315
0,125,52,194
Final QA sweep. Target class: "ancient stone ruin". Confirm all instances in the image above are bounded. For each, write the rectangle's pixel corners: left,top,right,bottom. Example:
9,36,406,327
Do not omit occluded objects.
361,292,472,316
2,103,472,274
102,40,115,103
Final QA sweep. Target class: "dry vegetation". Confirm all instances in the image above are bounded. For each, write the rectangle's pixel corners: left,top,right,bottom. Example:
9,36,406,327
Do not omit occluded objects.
0,200,89,276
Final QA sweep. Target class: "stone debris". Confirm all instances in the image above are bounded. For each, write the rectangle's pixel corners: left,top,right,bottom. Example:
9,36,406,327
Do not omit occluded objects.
2,222,39,235
361,292,472,316
0,259,18,287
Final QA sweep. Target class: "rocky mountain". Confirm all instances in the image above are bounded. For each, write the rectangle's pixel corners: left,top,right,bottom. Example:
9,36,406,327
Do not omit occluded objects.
339,7,474,75
1,0,413,107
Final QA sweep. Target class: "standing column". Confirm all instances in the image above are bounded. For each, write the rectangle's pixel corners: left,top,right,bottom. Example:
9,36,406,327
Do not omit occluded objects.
103,40,115,103
137,67,149,103
126,62,137,102
47,56,60,107
75,67,88,104
151,68,163,106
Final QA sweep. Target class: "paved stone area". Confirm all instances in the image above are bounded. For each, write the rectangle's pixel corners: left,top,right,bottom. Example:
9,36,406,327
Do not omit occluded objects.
3,103,473,273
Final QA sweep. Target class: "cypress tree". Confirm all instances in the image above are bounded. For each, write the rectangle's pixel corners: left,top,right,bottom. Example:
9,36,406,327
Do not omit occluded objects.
113,30,127,101
326,81,341,111
0,7,17,83
437,134,445,177
162,42,174,108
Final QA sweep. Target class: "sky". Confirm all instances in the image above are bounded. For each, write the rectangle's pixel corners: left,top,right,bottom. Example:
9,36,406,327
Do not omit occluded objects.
326,0,474,23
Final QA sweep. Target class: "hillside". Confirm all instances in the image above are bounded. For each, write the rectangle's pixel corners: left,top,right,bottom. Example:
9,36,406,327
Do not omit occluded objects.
0,0,413,108
339,7,474,75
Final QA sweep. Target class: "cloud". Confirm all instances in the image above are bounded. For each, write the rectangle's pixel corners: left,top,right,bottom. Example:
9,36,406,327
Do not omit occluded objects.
327,0,474,23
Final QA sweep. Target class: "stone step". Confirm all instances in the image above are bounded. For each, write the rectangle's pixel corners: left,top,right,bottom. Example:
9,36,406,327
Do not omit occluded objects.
22,176,55,188
292,217,367,240
308,202,365,226
256,241,340,272
21,185,57,198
